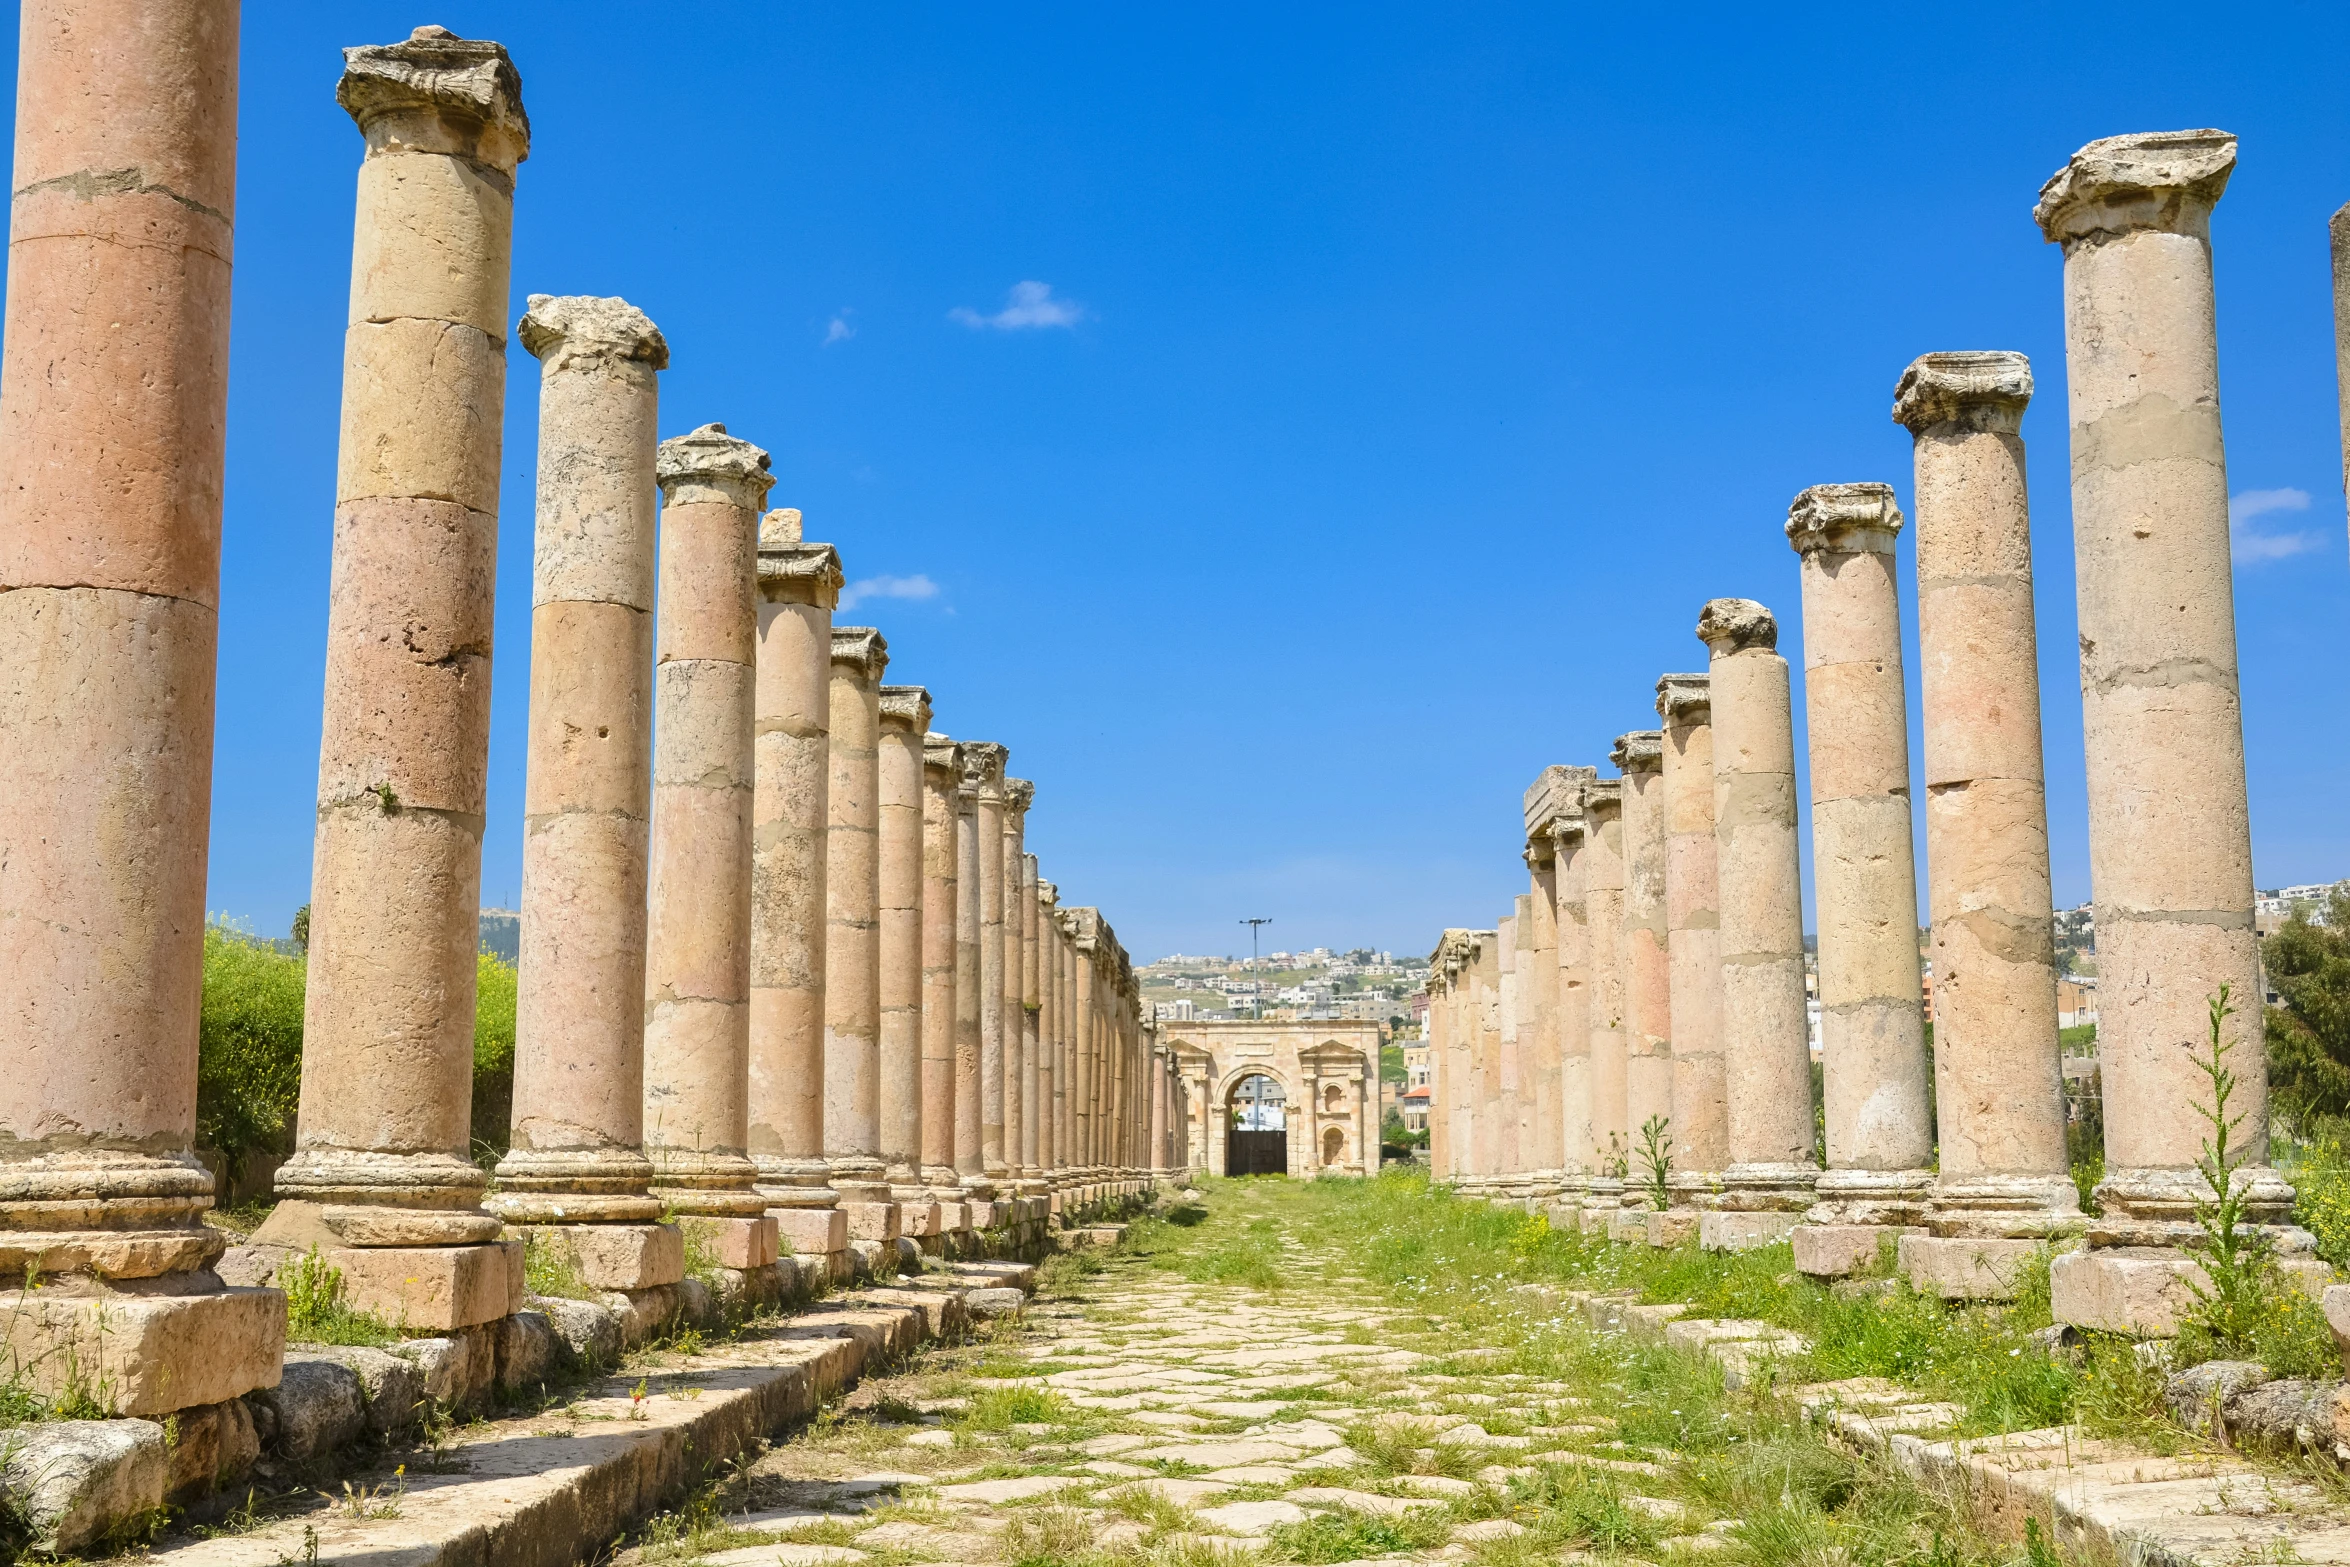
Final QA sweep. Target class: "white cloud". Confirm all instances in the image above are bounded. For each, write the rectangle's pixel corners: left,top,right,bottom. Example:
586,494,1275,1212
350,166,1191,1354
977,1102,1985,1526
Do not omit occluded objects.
823,309,855,345
839,573,941,611
948,280,1086,331
2229,486,2322,563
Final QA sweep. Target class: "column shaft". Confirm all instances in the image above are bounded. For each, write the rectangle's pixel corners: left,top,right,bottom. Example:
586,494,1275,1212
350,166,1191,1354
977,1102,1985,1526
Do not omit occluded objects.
822,627,889,1203
952,780,985,1184
1582,783,1626,1206
1659,676,1728,1202
968,746,1009,1179
1614,731,1671,1203
918,736,961,1190
878,687,931,1197
1523,859,1562,1185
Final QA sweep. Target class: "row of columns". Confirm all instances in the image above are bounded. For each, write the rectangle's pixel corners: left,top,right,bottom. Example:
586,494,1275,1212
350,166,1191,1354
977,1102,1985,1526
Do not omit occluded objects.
0,15,1171,1427
1429,128,2320,1332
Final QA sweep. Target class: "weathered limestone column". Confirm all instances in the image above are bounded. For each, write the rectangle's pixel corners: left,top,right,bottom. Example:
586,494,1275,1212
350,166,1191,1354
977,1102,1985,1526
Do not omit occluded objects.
1038,878,1062,1186
1613,730,1670,1235
1521,784,1565,1195
0,0,283,1409
1893,353,2082,1296
268,30,529,1328
1003,781,1038,1191
1150,1040,1170,1179
642,427,776,1275
952,766,988,1196
1787,483,1934,1277
879,687,938,1245
1022,851,1045,1187
2036,132,2312,1328
1073,919,1100,1180
823,626,894,1245
1657,673,1727,1232
750,508,845,1267
1494,912,1520,1189
492,296,678,1292
1581,780,1627,1222
1696,599,1817,1251
918,735,965,1236
1526,767,1597,1207
966,744,1011,1191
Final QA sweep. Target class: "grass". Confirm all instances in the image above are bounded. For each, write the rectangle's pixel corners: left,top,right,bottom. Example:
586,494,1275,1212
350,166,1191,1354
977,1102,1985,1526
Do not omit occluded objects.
521,1231,598,1302
280,1247,398,1347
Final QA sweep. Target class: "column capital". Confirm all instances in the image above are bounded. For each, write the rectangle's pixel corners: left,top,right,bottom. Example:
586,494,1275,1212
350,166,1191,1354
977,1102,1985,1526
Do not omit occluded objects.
1039,879,1059,909
963,741,1009,801
1696,597,1777,656
1523,763,1595,851
1892,351,2032,436
1611,730,1663,774
1006,778,1036,815
880,685,931,733
338,26,530,174
519,295,667,372
2034,129,2235,247
756,516,843,607
830,625,888,681
657,423,774,513
1655,672,1710,727
921,730,962,779
1787,482,1903,557
1582,776,1623,820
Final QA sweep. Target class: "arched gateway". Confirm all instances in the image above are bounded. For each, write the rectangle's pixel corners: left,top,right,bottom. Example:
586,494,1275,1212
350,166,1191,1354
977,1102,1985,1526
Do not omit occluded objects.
1160,1019,1382,1178
1227,1073,1288,1175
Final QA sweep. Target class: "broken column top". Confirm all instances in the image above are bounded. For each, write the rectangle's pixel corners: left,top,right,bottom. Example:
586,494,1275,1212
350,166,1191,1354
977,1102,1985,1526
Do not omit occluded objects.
1787,482,1903,556
1696,597,1777,655
1583,776,1623,817
1006,778,1035,813
338,25,530,172
1892,351,2032,436
961,741,1009,795
518,294,668,372
755,507,842,606
657,423,773,508
1655,672,1711,726
761,507,804,544
1524,763,1597,842
1039,879,1058,906
922,731,962,775
2034,130,2235,246
879,685,932,731
1611,730,1664,773
830,625,888,679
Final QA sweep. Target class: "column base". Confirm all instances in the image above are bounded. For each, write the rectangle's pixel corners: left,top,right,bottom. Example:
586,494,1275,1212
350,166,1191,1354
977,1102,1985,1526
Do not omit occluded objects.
1790,1223,1917,1279
1700,1211,1803,1252
1806,1166,1933,1228
486,1149,663,1224
1716,1161,1820,1214
0,1274,285,1417
1899,1234,2072,1300
513,1223,686,1291
0,1149,223,1280
755,1158,841,1210
676,1214,780,1269
1925,1173,2084,1240
2089,1164,2306,1248
2051,1245,2334,1335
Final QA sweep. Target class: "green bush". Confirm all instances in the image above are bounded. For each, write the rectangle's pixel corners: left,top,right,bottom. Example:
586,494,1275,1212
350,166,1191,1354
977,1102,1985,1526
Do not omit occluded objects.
197,925,306,1184
2265,884,2350,1120
471,951,518,1165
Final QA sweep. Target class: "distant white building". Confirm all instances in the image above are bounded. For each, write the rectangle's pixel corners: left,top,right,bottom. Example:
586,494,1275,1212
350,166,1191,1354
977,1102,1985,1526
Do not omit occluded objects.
1154,999,1198,1022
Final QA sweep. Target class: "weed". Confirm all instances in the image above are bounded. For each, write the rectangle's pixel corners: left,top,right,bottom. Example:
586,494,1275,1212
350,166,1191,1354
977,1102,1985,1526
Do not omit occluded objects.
323,1467,405,1520
961,1385,1071,1431
1264,1508,1450,1562
1635,1115,1673,1212
521,1231,596,1302
280,1247,396,1347
1001,1505,1099,1567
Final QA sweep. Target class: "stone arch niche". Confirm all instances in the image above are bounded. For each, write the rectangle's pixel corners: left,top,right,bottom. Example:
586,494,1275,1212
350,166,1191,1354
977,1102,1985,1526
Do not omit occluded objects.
1225,1072,1289,1176
1322,1125,1346,1166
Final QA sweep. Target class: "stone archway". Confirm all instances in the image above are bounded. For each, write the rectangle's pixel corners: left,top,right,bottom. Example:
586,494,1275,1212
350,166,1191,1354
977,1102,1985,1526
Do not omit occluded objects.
1226,1073,1288,1176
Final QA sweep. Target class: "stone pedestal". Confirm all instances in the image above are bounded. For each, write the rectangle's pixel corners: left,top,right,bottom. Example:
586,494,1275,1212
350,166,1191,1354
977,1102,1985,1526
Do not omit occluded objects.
1698,600,1819,1242
2036,130,2307,1316
272,29,526,1303
643,425,775,1219
516,1224,684,1292
1786,484,1933,1275
2048,1248,2330,1335
677,1215,779,1270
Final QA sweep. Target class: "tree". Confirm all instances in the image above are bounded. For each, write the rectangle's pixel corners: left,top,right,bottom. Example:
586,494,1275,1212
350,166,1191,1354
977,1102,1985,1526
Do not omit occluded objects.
2264,885,2350,1123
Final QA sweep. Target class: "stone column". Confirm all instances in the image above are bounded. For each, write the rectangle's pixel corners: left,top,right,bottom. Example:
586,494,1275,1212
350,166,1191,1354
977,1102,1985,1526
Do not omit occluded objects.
1525,766,1596,1205
1787,482,1934,1277
1581,780,1627,1220
1024,854,1046,1183
1657,674,1728,1234
878,686,935,1244
2036,132,2312,1327
0,0,282,1410
1892,353,2081,1296
953,768,988,1193
1613,730,1671,1232
1521,825,1563,1194
823,626,893,1241
1038,878,1061,1184
1074,922,1099,1178
1495,912,1520,1187
492,297,676,1294
266,30,528,1330
1003,781,1036,1189
750,508,845,1267
965,744,1010,1187
918,734,964,1223
1696,599,1817,1251
642,427,775,1280
1150,1041,1170,1178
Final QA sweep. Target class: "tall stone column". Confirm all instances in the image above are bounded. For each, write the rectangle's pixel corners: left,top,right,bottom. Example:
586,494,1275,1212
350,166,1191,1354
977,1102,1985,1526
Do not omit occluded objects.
1527,766,1596,1204
918,734,963,1208
0,0,282,1410
1787,482,1934,1277
952,769,987,1191
878,686,933,1241
269,30,528,1330
1073,922,1099,1177
493,297,671,1272
1150,1041,1170,1178
750,508,844,1268
642,426,774,1259
1494,912,1520,1188
1613,730,1671,1228
1696,599,1817,1251
1657,674,1727,1231
1581,780,1627,1220
965,744,1011,1186
2036,132,2312,1327
823,626,892,1236
1023,853,1046,1183
1038,878,1061,1181
1521,817,1563,1193
1893,353,2081,1296
1003,781,1036,1188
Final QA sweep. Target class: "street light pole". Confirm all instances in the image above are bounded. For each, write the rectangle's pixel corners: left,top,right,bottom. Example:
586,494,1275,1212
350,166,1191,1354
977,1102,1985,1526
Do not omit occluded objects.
1240,917,1271,1016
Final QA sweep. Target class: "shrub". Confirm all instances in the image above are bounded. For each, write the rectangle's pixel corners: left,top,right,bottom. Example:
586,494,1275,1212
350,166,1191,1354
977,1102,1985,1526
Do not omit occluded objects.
2265,884,2350,1120
471,952,518,1165
196,924,306,1185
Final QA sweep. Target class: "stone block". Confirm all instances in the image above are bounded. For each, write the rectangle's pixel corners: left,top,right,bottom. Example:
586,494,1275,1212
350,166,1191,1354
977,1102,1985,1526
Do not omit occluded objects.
967,1199,1000,1229
299,1344,426,1437
1699,1211,1802,1253
1791,1224,1910,1279
527,1223,685,1291
847,1239,887,1276
1643,1210,1699,1248
599,1284,681,1349
935,1201,969,1232
2050,1247,2198,1334
252,1355,366,1460
1542,1203,1579,1231
1605,1209,1649,1244
898,1202,942,1238
498,1310,557,1390
328,1242,515,1331
842,1201,901,1242
163,1397,259,1501
0,1283,284,1417
966,1286,1026,1319
396,1324,499,1412
531,1295,623,1369
2324,1283,2350,1370
677,1277,720,1328
1576,1207,1612,1235
892,1237,922,1274
1898,1235,2054,1300
680,1214,781,1270
774,1207,849,1256
1,1418,167,1554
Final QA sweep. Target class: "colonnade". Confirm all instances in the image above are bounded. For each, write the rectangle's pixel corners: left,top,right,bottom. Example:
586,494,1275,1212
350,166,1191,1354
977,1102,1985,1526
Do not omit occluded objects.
0,16,1172,1427
1429,128,2325,1333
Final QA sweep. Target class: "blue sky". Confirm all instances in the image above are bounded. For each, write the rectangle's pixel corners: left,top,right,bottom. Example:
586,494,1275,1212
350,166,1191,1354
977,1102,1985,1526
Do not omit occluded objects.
71,3,2350,962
